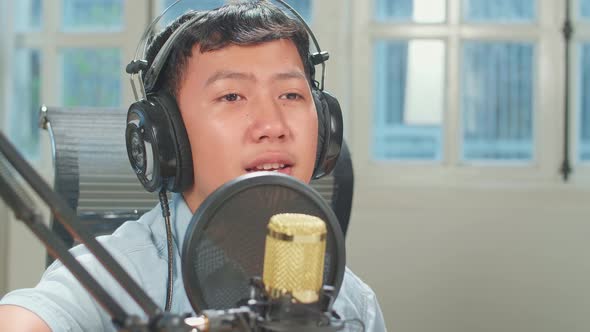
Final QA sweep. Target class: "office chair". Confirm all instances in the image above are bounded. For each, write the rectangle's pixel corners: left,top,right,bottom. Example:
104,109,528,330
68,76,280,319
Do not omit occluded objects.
40,106,354,265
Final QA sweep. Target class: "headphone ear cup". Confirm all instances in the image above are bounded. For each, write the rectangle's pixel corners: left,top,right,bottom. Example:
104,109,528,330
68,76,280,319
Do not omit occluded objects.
126,93,194,193
312,89,328,173
151,92,194,193
312,89,343,179
126,100,163,192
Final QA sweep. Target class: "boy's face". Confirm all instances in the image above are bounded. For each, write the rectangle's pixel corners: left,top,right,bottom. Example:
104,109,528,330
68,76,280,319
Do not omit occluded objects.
177,39,318,212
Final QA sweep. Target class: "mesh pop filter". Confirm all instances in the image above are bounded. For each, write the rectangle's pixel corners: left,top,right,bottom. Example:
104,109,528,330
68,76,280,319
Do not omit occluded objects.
181,172,346,313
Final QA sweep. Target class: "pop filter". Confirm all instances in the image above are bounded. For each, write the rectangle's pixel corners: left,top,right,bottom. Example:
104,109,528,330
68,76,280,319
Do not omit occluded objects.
181,172,346,313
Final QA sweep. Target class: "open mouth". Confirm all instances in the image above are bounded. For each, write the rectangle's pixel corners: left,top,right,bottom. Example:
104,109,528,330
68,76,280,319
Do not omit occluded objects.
245,163,293,175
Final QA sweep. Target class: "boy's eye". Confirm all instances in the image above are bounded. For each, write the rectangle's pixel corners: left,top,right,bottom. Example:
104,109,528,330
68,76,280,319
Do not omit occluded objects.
280,93,303,100
221,93,242,102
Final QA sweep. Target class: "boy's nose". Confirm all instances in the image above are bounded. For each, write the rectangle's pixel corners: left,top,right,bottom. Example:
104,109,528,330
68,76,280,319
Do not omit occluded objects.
249,100,290,142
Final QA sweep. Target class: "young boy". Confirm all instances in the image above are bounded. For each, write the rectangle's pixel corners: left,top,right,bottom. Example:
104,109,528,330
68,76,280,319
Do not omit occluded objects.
0,1,387,331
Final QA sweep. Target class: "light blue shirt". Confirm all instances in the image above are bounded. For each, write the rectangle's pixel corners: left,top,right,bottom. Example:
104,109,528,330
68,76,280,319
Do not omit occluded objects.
1,193,386,331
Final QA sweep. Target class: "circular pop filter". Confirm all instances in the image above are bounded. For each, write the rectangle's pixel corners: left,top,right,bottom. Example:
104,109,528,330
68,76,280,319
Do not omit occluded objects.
181,172,346,313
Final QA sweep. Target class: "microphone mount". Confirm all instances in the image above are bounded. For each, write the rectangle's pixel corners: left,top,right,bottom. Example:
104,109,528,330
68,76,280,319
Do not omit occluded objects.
188,277,345,332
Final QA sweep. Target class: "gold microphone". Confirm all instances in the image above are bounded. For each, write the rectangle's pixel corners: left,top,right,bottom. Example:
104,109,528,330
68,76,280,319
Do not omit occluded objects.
262,213,327,304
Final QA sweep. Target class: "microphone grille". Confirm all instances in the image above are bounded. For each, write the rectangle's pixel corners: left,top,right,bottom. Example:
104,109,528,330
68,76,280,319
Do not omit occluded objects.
262,213,327,303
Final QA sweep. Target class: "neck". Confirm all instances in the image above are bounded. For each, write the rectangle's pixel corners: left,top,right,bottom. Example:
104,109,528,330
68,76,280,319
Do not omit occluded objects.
181,188,204,214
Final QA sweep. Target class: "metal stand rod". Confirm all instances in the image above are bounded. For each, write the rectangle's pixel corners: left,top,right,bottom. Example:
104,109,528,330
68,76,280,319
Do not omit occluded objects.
0,131,161,319
0,159,131,328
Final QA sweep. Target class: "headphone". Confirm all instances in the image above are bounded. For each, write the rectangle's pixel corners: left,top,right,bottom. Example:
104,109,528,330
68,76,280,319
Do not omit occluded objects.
125,0,343,193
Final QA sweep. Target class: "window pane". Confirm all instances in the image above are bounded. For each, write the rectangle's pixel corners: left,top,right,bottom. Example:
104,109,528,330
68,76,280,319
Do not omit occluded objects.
9,49,41,157
61,48,121,107
463,0,535,22
461,42,534,161
373,40,445,161
14,0,42,32
162,0,225,18
162,0,313,22
282,0,313,22
62,0,123,31
581,0,590,20
375,0,446,23
579,44,590,161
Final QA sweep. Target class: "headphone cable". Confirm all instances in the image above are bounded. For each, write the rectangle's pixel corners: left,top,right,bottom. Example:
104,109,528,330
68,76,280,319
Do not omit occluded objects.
158,189,174,312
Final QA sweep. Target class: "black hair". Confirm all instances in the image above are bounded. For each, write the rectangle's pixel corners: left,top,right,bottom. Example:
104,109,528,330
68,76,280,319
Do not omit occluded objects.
144,0,313,96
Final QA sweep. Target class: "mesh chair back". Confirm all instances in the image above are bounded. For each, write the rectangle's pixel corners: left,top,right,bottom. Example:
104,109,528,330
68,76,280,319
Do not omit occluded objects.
40,106,353,259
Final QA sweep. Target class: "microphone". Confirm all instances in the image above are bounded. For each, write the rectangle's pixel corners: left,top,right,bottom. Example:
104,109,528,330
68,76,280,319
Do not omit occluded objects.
185,212,346,331
262,213,327,304
259,213,344,331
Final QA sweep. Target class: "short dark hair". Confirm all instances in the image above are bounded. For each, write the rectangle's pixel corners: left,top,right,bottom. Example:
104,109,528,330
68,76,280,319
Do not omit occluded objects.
144,0,312,96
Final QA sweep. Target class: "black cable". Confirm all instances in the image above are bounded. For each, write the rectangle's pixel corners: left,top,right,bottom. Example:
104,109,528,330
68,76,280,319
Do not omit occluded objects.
159,189,174,312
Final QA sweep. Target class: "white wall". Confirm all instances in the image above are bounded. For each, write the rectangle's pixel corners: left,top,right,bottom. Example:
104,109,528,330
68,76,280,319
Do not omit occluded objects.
2,212,47,293
347,184,590,332
0,138,52,294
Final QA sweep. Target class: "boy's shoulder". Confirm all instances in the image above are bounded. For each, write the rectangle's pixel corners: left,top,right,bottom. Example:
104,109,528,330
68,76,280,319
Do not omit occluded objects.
334,267,387,331
339,266,379,306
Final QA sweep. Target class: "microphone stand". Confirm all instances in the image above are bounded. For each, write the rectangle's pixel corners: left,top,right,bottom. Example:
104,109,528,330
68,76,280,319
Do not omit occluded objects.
0,131,190,332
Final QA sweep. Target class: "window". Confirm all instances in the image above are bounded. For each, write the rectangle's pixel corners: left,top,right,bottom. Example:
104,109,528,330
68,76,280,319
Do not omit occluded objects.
373,39,445,161
374,0,446,23
7,0,43,157
372,0,446,161
347,0,571,185
579,44,590,161
462,0,535,22
62,0,123,31
61,48,121,107
9,49,41,157
577,0,590,163
3,0,140,159
369,0,539,165
161,0,313,22
461,2,536,163
461,41,534,161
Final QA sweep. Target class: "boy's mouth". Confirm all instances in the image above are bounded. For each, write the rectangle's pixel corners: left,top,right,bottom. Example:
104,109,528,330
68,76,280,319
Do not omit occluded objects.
244,154,295,175
245,163,293,175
